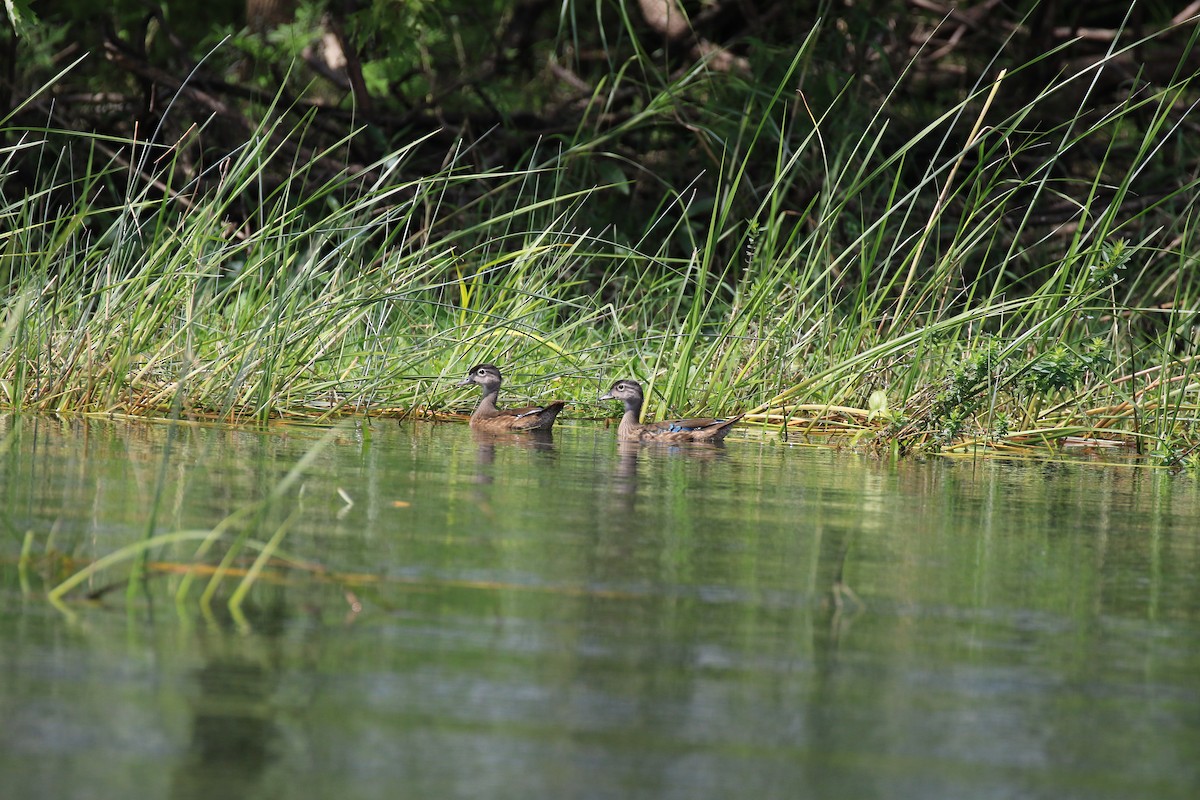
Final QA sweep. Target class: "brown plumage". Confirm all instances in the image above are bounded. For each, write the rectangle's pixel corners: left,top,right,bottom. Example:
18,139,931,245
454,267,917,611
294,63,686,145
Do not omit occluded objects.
598,379,742,443
459,363,565,432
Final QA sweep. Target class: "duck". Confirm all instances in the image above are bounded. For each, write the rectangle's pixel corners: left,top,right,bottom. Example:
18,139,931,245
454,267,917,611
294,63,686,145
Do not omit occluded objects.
598,379,742,442
459,363,565,432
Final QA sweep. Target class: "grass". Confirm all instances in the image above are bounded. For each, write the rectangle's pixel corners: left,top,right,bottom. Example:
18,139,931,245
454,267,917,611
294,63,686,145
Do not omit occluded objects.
3,25,1200,471
14,20,1200,612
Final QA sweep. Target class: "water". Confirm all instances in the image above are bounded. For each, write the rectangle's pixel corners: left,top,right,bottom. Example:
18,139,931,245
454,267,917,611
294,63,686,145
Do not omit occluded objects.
2,415,1200,799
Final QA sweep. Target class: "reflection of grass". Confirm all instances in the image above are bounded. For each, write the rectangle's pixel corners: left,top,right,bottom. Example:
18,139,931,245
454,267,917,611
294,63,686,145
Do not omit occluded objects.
2,41,1200,464
45,423,344,619
51,544,665,602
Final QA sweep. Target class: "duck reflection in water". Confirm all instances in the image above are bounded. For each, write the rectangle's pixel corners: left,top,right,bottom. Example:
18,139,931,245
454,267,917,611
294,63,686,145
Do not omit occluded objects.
471,427,555,485
609,438,728,507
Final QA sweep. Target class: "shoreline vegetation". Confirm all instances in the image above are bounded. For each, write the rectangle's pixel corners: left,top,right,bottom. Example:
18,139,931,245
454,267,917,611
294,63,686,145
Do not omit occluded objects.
4,8,1200,468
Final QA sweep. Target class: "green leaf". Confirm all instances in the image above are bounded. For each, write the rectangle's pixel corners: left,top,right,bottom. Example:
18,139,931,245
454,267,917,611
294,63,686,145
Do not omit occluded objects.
867,388,890,423
3,0,37,36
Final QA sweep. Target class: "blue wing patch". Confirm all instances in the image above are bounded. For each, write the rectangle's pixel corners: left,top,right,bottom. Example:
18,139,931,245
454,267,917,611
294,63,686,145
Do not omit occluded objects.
666,419,726,432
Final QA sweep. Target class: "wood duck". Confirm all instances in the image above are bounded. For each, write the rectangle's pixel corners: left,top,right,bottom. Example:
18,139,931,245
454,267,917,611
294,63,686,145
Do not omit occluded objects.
599,379,743,442
459,363,565,432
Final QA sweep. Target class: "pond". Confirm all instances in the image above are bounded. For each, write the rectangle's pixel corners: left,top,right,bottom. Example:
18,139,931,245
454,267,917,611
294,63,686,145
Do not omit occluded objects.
2,414,1200,799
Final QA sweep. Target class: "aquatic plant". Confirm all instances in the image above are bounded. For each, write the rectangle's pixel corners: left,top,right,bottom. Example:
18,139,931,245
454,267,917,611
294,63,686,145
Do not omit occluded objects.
1,16,1199,463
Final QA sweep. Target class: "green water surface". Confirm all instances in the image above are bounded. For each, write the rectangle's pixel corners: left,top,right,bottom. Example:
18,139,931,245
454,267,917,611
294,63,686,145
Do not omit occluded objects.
2,415,1199,799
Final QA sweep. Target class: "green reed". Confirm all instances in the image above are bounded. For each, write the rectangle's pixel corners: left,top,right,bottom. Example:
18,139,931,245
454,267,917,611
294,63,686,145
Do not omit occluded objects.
2,22,1200,467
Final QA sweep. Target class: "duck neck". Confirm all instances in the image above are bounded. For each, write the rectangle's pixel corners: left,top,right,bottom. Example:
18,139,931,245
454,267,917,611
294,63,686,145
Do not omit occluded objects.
472,386,500,419
618,397,643,437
